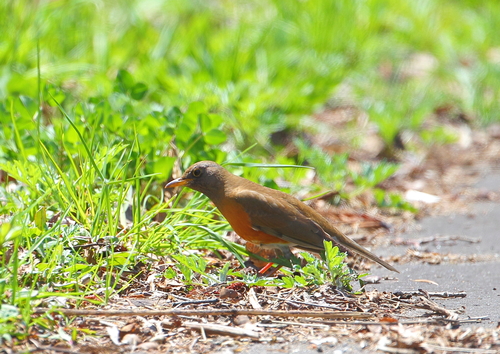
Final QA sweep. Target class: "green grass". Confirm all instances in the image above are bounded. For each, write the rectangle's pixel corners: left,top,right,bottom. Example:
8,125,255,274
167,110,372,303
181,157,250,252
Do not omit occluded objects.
1,0,500,346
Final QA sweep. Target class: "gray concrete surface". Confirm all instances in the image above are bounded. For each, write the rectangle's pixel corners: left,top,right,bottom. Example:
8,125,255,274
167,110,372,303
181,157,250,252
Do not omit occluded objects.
368,170,500,327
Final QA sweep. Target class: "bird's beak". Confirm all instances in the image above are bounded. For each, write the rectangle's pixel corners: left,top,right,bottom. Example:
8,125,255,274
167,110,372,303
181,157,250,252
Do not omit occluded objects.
165,177,190,188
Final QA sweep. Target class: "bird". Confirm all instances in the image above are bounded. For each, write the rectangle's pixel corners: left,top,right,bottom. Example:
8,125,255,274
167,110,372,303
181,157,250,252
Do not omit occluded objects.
165,161,399,273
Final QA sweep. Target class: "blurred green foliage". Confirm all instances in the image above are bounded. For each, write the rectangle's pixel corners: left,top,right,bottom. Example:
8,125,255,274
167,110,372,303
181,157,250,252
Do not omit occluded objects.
1,0,500,342
2,0,500,153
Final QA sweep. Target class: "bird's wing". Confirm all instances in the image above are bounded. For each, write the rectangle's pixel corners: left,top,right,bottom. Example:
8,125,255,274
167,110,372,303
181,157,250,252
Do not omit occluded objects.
233,189,328,251
233,188,400,273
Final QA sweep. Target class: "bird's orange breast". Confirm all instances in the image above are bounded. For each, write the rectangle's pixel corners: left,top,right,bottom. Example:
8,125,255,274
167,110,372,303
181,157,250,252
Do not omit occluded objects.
217,198,289,246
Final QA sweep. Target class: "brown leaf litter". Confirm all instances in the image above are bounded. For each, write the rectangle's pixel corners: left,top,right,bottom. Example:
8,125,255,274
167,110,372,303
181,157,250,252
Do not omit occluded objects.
20,285,499,354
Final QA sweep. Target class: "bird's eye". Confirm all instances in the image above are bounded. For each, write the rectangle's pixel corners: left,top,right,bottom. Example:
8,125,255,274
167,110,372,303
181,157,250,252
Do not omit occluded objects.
192,168,202,177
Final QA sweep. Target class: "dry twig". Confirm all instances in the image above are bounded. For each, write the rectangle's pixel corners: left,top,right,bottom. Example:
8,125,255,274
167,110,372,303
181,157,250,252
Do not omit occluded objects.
393,290,467,298
424,344,498,353
260,294,344,310
34,307,373,319
399,296,461,319
162,319,260,338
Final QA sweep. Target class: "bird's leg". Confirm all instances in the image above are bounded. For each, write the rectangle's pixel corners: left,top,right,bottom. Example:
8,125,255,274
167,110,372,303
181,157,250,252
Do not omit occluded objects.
258,262,279,275
257,245,295,276
243,242,287,276
245,242,278,267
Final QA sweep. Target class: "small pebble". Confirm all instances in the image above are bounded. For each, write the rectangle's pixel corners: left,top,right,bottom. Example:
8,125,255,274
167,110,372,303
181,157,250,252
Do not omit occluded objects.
219,288,239,299
137,341,160,350
233,315,250,326
362,275,381,284
121,333,140,345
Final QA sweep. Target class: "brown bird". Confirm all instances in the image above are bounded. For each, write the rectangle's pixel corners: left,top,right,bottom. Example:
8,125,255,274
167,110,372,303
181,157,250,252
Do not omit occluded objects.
165,161,399,273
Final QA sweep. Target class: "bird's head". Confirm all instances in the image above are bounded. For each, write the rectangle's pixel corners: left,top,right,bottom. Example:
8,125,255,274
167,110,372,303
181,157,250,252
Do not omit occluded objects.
165,161,227,197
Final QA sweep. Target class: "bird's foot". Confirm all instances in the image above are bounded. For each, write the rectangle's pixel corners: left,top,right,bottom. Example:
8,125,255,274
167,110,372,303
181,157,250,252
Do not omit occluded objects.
242,259,282,277
258,263,283,277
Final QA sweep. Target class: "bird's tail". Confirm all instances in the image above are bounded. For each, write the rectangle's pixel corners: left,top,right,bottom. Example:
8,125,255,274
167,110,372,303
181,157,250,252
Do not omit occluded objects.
315,219,399,272
340,236,399,273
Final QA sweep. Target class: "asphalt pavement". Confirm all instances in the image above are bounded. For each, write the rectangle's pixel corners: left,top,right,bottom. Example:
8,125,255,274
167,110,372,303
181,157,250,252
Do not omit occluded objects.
369,168,500,328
